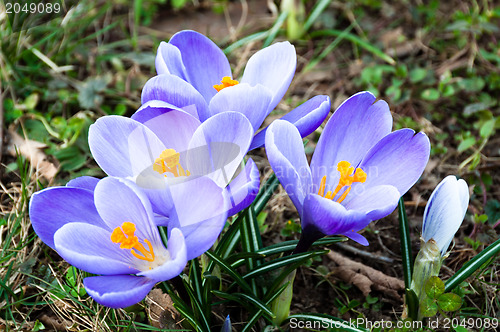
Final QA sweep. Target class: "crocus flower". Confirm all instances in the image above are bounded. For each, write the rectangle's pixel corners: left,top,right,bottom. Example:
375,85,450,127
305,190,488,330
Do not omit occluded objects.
145,30,331,150
89,109,257,218
410,175,469,299
265,91,430,251
29,177,194,308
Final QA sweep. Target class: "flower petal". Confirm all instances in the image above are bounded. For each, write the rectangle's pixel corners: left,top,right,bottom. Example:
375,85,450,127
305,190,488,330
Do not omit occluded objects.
169,30,232,103
310,91,392,186
226,158,260,216
358,128,430,196
141,74,209,121
208,83,273,131
66,176,100,191
265,120,312,216
155,41,186,79
89,116,166,178
140,228,187,280
344,185,401,221
422,176,469,255
133,100,200,123
186,112,253,187
29,187,104,250
167,178,229,260
94,177,162,248
84,275,156,309
303,194,371,245
133,101,201,153
54,222,140,275
250,95,331,150
240,41,296,111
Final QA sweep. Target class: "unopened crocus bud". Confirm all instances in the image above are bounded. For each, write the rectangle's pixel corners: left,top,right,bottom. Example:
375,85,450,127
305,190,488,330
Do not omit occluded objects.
408,175,469,316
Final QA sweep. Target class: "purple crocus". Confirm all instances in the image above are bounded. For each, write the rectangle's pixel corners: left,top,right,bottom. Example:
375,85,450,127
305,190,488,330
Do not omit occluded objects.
265,91,430,251
29,177,200,308
89,109,257,218
145,30,331,150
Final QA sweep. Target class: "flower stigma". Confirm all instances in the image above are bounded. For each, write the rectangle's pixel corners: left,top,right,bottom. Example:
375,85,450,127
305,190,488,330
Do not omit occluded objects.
318,161,367,203
213,76,239,92
153,149,190,177
111,222,155,262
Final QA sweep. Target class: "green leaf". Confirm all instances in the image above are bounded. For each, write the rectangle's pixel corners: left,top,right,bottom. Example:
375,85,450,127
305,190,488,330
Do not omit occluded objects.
204,251,254,295
398,199,413,289
425,276,445,298
212,291,275,319
457,137,476,152
480,118,495,138
437,293,462,312
445,238,500,292
252,173,280,216
421,88,440,101
409,68,428,83
419,296,438,317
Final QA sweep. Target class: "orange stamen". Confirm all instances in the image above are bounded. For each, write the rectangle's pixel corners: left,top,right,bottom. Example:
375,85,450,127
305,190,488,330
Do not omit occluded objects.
111,222,155,262
153,149,190,178
317,161,367,203
213,76,239,92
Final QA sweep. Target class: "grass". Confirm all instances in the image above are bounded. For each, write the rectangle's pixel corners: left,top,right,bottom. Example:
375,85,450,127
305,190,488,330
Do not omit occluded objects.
1,0,499,331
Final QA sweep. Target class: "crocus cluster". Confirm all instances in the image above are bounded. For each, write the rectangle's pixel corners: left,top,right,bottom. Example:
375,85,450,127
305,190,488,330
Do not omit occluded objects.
29,30,331,308
29,29,464,313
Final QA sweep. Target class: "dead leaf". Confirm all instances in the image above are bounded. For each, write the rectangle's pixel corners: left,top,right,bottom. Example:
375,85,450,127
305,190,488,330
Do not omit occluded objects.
145,288,182,329
5,128,58,181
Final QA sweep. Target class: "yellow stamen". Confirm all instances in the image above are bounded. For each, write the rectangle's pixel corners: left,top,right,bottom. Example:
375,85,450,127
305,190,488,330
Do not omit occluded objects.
317,161,367,203
111,222,155,262
213,76,239,92
153,149,190,177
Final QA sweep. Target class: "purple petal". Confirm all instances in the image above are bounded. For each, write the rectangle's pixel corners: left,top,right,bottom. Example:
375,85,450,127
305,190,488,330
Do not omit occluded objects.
94,177,162,249
303,194,371,245
141,74,209,121
133,100,200,122
167,176,228,230
208,83,273,131
133,102,201,153
169,30,232,103
358,129,430,196
240,41,296,111
265,120,312,216
29,187,104,250
226,158,260,216
89,116,166,178
344,185,400,220
165,177,228,260
250,95,331,150
310,92,392,187
186,112,253,187
84,275,156,309
140,228,187,280
66,176,100,191
155,41,186,79
422,176,469,255
54,222,140,275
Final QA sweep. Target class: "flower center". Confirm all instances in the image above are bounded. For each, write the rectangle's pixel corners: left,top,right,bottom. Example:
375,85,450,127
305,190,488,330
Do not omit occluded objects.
153,149,190,177
213,76,239,92
111,222,155,262
318,161,367,203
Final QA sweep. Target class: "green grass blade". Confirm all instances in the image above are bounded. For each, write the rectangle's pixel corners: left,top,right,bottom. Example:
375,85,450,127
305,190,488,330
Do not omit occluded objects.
303,0,332,33
263,11,289,48
445,237,500,292
311,29,396,65
243,250,327,280
181,278,211,332
223,31,269,54
212,291,275,319
204,250,254,295
253,173,280,215
398,198,413,288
